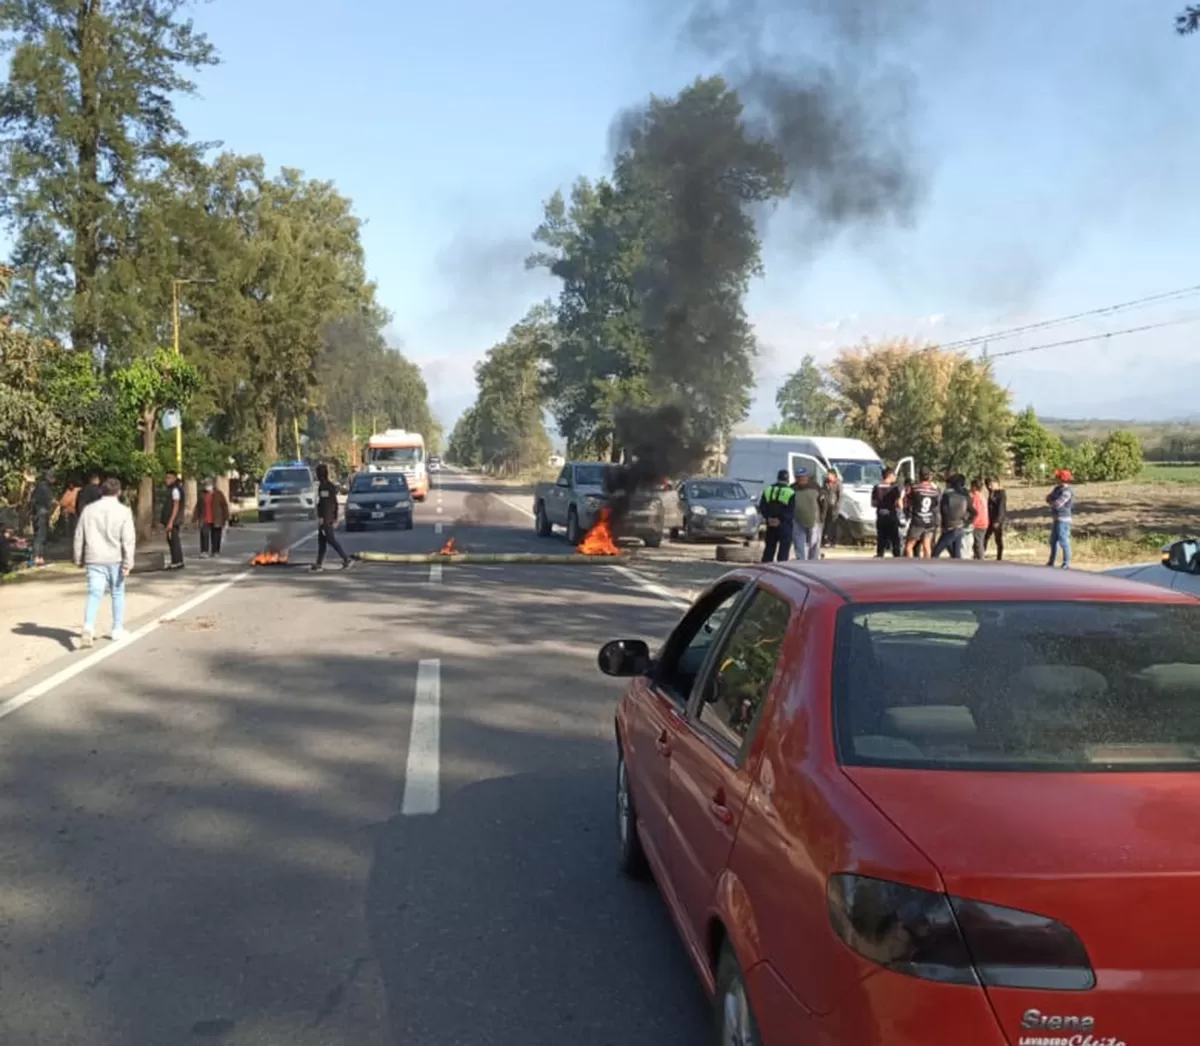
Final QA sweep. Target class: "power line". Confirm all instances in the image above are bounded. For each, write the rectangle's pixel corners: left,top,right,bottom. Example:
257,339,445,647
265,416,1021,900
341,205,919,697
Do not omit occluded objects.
983,313,1200,361
938,283,1200,352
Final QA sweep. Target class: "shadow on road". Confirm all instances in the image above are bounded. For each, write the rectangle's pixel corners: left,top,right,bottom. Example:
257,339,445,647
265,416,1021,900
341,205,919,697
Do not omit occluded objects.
12,620,77,651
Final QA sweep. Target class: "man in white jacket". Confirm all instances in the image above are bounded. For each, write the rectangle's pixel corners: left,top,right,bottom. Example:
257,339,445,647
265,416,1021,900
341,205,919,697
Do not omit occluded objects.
73,477,136,648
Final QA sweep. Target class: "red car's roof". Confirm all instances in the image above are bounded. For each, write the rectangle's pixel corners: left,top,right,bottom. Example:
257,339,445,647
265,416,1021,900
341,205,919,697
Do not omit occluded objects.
756,559,1197,604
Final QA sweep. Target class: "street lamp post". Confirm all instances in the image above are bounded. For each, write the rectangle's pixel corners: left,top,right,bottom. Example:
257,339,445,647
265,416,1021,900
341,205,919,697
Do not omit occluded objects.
172,278,215,473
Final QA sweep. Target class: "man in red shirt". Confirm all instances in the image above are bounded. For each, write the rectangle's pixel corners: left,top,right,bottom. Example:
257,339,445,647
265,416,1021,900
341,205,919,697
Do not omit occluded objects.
192,479,230,558
969,478,990,559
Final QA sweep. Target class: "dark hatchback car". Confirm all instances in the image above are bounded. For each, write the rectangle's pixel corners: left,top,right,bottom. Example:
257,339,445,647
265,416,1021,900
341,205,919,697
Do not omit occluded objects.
343,472,414,531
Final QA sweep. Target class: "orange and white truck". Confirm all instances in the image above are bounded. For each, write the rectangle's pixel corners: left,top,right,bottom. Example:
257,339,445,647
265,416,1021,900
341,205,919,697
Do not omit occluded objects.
363,429,428,500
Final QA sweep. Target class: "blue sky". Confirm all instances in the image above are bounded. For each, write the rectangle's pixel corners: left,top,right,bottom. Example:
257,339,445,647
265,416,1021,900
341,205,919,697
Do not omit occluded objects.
168,1,1200,428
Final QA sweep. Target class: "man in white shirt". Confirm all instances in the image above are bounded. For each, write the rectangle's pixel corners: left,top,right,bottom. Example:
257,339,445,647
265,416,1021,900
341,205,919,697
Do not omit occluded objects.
73,477,136,648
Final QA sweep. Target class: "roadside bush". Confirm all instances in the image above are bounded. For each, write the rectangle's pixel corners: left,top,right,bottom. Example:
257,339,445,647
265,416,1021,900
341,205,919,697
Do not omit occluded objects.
1095,430,1143,481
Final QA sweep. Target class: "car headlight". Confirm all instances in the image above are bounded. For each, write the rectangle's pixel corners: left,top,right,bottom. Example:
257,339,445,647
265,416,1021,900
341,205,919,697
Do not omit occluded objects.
744,506,757,516
691,505,708,516
585,495,603,507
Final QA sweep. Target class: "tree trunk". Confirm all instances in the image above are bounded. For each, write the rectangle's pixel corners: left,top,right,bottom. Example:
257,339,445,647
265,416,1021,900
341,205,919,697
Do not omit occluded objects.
262,411,278,464
136,408,157,541
71,0,103,356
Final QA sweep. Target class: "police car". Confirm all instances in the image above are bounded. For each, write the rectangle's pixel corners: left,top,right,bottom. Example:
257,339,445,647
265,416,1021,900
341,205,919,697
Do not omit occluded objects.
257,461,318,522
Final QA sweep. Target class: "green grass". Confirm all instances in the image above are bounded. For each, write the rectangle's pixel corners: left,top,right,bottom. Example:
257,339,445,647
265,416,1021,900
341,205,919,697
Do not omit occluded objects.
1138,462,1200,484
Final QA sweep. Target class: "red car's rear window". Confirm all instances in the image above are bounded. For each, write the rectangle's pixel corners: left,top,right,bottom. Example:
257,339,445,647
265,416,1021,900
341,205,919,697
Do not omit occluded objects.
832,600,1200,772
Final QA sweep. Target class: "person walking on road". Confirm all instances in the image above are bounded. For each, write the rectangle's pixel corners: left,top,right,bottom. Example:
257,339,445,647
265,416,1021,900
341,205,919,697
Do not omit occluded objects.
74,477,136,648
162,471,185,569
872,467,903,557
758,470,796,562
192,479,230,558
933,474,975,559
969,479,990,560
820,468,842,548
984,476,1007,561
904,469,940,558
1046,468,1074,568
32,470,56,566
792,469,824,561
312,463,352,571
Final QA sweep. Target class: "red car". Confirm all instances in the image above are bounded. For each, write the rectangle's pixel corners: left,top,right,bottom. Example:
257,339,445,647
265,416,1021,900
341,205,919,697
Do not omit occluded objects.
601,561,1200,1046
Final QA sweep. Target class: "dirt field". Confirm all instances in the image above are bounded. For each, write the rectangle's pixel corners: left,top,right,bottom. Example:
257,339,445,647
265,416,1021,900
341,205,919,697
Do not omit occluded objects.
1005,482,1200,541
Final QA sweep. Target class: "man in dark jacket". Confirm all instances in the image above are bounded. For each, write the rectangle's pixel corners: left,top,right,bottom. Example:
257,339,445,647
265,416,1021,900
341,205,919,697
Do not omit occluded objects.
312,463,352,571
32,470,55,565
76,473,103,515
985,476,1007,561
758,469,795,563
933,474,974,559
792,469,824,561
871,467,903,557
820,468,842,548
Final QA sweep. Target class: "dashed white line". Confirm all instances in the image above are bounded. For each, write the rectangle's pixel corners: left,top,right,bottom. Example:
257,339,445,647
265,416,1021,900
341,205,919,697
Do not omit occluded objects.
0,528,319,722
434,521,443,534
428,563,443,583
401,659,441,815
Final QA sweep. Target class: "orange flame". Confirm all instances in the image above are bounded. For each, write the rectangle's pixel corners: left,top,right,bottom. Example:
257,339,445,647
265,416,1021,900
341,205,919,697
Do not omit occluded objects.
251,550,289,565
577,508,621,556
436,537,457,555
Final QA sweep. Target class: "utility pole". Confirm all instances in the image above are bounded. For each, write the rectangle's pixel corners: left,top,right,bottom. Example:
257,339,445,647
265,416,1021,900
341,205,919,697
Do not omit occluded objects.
172,278,215,474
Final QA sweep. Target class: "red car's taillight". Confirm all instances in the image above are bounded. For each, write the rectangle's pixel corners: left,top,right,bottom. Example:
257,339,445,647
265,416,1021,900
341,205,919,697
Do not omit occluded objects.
826,874,1095,991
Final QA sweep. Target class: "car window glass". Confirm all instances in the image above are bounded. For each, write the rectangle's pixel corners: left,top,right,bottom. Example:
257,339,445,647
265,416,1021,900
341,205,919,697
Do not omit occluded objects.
659,587,745,704
698,590,791,750
836,601,1200,771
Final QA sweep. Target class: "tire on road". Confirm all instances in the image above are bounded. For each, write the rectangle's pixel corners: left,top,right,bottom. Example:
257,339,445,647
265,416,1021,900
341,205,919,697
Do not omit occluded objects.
643,531,663,549
714,943,763,1046
716,544,755,564
260,511,274,523
535,502,552,537
566,507,583,546
616,752,649,879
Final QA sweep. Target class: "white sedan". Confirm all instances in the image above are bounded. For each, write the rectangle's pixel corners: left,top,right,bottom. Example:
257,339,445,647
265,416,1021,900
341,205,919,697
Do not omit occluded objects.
1103,538,1200,596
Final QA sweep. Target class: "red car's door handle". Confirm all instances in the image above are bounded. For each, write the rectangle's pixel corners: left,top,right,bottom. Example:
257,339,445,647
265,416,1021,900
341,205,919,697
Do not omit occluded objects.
655,731,671,756
710,792,733,824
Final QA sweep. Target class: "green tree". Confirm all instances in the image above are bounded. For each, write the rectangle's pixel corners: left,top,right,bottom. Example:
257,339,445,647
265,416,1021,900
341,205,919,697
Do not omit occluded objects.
447,405,481,468
774,355,840,433
113,347,200,536
0,0,217,353
473,307,554,474
1008,406,1065,479
939,357,1012,479
1095,429,1143,482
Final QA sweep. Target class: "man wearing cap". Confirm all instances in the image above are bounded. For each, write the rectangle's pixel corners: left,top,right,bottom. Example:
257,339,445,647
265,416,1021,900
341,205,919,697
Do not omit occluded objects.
758,469,796,562
792,469,824,561
1046,468,1074,568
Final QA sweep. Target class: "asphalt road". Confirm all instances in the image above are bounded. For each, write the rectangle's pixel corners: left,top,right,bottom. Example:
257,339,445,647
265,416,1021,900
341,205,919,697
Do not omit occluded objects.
0,471,713,1045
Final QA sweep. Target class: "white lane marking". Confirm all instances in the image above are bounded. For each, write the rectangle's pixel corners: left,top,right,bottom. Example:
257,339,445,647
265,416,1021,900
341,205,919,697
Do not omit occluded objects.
484,488,692,606
435,506,442,514
608,563,692,609
0,529,318,723
402,659,441,815
428,563,443,583
434,521,443,534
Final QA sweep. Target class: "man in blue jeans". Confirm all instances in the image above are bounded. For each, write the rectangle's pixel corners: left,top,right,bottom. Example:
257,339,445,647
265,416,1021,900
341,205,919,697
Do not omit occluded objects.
1046,468,1074,568
73,477,136,648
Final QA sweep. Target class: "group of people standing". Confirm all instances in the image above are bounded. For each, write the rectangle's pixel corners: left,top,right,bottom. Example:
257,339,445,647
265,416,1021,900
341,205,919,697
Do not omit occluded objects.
757,462,1077,568
757,468,844,562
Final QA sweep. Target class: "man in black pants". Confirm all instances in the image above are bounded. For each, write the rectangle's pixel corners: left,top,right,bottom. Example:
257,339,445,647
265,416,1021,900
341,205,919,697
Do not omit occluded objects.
933,474,975,559
757,470,796,562
871,467,903,557
985,476,1007,561
312,464,351,571
162,471,185,569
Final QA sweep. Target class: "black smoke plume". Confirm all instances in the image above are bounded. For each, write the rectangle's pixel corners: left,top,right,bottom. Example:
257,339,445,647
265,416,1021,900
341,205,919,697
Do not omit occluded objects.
603,403,709,531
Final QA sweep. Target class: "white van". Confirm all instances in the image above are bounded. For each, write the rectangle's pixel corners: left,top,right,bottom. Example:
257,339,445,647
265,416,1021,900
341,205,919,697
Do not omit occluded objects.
724,435,913,543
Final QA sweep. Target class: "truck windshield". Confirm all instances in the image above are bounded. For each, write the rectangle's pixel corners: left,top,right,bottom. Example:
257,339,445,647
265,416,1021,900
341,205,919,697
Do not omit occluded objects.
573,465,607,486
264,469,310,486
830,460,883,486
367,447,422,464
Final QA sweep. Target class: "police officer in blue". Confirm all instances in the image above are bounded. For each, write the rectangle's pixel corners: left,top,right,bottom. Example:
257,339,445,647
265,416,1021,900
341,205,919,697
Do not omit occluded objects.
758,469,796,562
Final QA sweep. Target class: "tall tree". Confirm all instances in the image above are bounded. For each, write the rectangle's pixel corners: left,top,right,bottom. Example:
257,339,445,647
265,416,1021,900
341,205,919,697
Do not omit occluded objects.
0,0,218,353
774,355,840,433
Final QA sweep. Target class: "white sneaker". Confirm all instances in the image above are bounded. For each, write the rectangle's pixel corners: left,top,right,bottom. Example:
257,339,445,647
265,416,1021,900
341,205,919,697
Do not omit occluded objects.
111,628,129,642
80,630,94,649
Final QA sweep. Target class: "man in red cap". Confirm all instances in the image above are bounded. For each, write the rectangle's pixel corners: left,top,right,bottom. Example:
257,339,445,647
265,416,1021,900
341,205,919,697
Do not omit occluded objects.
1045,468,1074,568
